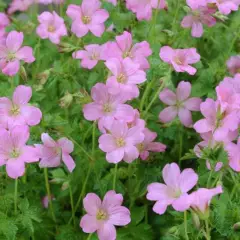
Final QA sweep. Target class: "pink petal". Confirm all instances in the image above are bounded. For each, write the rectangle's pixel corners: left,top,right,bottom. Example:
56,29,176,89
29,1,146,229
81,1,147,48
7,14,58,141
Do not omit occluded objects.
16,46,35,63
91,9,109,24
6,31,23,52
178,108,193,127
11,125,29,148
147,183,171,201
172,193,191,212
116,31,132,52
21,105,42,126
115,104,134,122
13,85,32,105
97,223,116,240
41,133,56,148
83,103,102,121
159,46,174,63
102,190,123,209
81,0,101,16
159,89,177,105
111,120,128,138
99,134,117,152
191,22,203,38
184,65,197,75
147,142,166,152
83,193,101,215
2,60,20,76
58,138,74,153
123,145,139,163
184,97,202,111
159,106,178,123
105,58,121,76
20,146,39,163
162,163,180,189
6,158,25,179
106,148,124,163
152,201,168,215
80,214,99,233
193,119,212,133
126,126,144,145
88,24,105,37
38,11,54,23
66,4,81,20
176,81,191,101
62,154,75,172
108,206,131,226
181,15,194,28
71,21,89,38
179,168,198,193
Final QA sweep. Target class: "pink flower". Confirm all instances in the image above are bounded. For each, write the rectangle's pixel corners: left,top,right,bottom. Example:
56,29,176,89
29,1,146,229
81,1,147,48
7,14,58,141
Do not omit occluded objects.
103,31,152,70
8,0,34,14
127,109,145,129
36,133,75,172
80,191,131,240
209,0,240,15
0,13,10,29
38,0,53,4
181,7,216,38
0,85,42,129
0,31,35,76
227,55,240,75
73,44,104,69
126,0,166,21
189,186,223,218
83,83,135,133
66,0,109,38
225,137,240,172
159,81,202,127
186,0,208,9
138,128,166,160
106,0,117,6
36,11,67,44
105,58,146,100
147,163,198,215
0,126,39,179
159,46,200,75
99,120,144,163
206,161,223,172
42,195,55,208
193,98,239,141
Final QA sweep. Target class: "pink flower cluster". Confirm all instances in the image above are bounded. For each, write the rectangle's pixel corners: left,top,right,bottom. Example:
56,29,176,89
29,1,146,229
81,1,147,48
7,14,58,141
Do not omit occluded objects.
181,0,240,37
147,163,223,216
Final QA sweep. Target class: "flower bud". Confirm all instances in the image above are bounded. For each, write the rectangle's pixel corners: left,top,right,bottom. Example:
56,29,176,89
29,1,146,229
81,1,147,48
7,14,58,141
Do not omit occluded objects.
59,91,73,108
191,211,201,229
61,181,69,191
233,222,240,231
213,12,228,22
58,42,76,53
20,66,27,82
37,69,52,85
118,167,128,180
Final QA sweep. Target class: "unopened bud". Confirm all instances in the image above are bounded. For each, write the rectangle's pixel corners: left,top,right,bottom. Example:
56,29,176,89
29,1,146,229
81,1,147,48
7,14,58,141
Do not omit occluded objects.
23,22,35,34
74,89,92,104
233,222,240,231
162,29,174,37
213,12,228,21
168,226,178,234
183,6,191,13
118,167,128,180
20,66,27,82
37,69,52,85
191,211,201,229
58,42,76,53
59,91,73,108
61,181,69,191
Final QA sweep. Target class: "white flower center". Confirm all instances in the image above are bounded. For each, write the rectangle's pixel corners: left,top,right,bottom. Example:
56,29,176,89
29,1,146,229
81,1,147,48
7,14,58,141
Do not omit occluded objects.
116,138,125,148
10,148,21,158
117,73,126,83
96,209,108,220
82,15,91,24
9,104,20,116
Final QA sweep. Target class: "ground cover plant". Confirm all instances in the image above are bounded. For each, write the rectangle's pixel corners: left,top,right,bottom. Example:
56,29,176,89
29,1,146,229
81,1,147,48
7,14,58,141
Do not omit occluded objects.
0,0,240,239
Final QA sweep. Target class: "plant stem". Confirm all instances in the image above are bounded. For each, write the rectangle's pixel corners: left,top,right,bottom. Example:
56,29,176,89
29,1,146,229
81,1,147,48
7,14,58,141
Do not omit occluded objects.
69,184,76,227
68,164,92,224
143,80,165,119
184,211,189,240
14,178,18,215
172,0,180,29
178,125,183,165
92,122,96,159
44,168,56,223
205,220,211,240
113,164,118,190
86,233,93,240
207,170,213,188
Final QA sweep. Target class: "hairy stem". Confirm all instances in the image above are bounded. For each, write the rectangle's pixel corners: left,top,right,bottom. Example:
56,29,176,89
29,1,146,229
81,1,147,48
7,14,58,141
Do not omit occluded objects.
44,168,56,223
113,164,118,190
69,184,76,227
14,178,18,215
184,211,189,240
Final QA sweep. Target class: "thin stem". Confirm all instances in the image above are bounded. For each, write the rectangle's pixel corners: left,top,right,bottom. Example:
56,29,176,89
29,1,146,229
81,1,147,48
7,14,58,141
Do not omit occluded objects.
113,164,118,190
69,184,76,227
68,164,92,224
44,168,57,223
184,211,189,240
14,178,18,215
172,0,180,29
143,80,165,119
207,170,213,188
205,220,211,240
92,122,96,158
86,233,93,240
178,126,183,165
140,77,155,112
144,204,148,224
